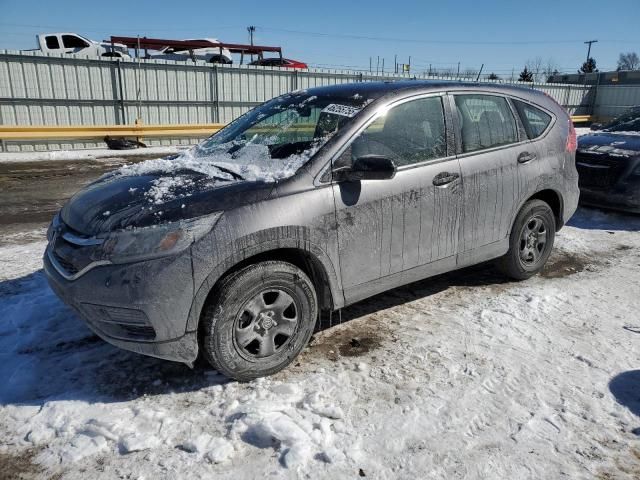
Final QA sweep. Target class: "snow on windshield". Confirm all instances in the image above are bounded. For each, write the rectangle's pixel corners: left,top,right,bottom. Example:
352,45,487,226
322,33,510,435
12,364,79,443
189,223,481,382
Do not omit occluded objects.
110,139,324,205
107,91,372,204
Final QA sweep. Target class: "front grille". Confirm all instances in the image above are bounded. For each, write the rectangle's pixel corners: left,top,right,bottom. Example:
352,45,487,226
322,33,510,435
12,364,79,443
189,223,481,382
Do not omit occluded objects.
52,250,80,276
576,153,626,190
119,324,157,339
49,222,104,279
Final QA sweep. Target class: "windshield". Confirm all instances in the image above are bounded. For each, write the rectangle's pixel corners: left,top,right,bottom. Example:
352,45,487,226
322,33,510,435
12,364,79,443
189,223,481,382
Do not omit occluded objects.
108,90,373,205
187,91,372,181
603,106,640,133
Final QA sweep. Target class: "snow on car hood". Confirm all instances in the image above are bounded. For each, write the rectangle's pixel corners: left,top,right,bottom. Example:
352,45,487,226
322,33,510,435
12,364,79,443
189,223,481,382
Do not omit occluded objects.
119,142,317,183
578,131,640,157
59,141,321,235
109,141,322,203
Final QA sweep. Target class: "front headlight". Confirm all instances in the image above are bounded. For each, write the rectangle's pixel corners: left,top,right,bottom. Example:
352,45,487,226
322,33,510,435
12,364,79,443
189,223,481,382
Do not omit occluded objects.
97,212,222,264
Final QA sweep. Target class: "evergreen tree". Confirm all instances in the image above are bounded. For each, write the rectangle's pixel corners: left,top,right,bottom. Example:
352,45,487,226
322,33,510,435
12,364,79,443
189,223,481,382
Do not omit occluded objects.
518,66,533,82
580,57,598,73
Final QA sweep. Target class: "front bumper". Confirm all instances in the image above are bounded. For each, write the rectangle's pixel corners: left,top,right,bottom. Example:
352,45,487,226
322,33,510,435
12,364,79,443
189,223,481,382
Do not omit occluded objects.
579,183,640,214
43,246,199,364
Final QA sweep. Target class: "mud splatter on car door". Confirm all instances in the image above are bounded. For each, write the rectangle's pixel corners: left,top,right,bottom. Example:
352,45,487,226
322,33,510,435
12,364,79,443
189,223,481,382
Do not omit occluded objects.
331,95,462,300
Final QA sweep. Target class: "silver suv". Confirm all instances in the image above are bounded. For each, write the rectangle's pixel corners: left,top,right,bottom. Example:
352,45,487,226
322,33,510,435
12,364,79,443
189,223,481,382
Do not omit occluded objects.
44,81,579,380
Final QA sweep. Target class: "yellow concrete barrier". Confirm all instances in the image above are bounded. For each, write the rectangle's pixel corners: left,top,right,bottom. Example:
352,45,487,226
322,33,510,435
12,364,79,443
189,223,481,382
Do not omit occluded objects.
1,117,594,142
0,123,225,141
571,115,593,124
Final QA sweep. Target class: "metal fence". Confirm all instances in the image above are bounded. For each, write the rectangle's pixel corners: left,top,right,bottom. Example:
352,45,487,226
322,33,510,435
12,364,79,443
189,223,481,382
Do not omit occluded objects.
0,49,636,152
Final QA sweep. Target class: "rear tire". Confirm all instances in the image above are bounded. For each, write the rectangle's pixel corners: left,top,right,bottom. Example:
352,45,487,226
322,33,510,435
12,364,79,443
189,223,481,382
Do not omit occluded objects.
497,199,556,280
201,261,317,381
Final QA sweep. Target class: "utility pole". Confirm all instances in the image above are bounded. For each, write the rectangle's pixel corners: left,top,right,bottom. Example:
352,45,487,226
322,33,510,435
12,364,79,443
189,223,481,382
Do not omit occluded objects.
247,25,256,62
457,62,460,78
247,26,256,45
584,39,598,63
394,54,397,74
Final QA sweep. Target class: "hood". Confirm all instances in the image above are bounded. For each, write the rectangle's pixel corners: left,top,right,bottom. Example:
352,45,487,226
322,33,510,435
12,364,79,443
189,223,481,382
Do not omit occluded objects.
578,131,640,155
60,170,274,236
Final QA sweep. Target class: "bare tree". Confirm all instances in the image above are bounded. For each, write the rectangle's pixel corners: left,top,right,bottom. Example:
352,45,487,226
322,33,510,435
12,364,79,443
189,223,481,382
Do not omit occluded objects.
542,58,560,82
617,52,640,71
524,57,560,82
463,68,478,80
439,67,455,79
526,56,543,82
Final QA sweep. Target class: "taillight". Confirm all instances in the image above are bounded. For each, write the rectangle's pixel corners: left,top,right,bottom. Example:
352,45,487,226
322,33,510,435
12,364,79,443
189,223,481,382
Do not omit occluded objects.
566,120,577,153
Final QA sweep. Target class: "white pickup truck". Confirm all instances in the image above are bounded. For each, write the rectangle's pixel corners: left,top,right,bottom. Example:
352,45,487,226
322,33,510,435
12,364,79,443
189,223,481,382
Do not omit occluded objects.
27,33,130,58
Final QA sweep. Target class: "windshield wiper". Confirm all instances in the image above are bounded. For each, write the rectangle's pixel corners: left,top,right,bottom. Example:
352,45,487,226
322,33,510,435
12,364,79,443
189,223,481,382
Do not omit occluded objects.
226,143,244,155
212,163,244,181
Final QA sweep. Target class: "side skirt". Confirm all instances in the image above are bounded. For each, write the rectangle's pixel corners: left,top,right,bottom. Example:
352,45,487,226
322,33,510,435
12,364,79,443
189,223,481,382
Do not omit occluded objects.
342,238,509,307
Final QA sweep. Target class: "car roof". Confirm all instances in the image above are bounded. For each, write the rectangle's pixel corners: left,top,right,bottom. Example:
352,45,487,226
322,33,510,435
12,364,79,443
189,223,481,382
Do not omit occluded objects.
302,80,550,105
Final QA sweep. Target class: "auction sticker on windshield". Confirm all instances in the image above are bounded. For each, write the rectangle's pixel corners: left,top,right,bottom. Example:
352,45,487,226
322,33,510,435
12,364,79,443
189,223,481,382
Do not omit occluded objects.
321,104,361,118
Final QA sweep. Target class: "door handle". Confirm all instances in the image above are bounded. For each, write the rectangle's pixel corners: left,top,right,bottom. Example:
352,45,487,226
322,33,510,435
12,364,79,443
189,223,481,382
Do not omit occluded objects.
517,151,536,164
432,171,460,187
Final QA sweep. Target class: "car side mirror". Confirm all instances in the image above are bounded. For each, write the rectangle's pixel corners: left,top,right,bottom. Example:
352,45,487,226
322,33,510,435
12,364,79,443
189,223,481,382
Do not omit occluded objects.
333,155,397,182
590,122,603,131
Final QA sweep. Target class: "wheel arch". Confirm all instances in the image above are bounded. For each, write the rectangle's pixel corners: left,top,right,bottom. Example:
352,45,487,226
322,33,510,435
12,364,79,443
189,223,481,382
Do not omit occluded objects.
186,238,343,335
510,188,564,235
527,189,564,230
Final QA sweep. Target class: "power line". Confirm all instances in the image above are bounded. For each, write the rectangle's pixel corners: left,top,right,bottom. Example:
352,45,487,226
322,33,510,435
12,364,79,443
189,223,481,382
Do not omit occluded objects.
256,25,636,46
0,22,244,34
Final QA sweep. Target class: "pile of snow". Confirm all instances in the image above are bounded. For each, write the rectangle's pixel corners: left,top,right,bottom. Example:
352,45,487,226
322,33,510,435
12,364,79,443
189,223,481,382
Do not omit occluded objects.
0,146,188,164
1,208,640,478
111,141,323,204
576,127,640,138
116,142,318,183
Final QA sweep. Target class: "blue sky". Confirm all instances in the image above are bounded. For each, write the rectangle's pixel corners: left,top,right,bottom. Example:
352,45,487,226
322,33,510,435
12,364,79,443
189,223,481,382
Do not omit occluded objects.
1,0,638,75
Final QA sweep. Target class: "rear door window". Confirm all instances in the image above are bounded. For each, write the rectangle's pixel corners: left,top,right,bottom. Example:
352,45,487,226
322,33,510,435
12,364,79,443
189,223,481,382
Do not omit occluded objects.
45,36,60,49
513,100,552,139
454,94,518,152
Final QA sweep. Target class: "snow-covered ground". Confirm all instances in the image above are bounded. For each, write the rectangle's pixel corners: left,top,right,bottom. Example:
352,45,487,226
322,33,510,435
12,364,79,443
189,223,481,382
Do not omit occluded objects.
0,146,189,164
1,208,640,479
575,127,592,137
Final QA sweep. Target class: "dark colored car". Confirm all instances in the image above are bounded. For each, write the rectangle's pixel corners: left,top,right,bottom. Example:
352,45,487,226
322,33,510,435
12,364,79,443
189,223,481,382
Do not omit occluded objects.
576,106,640,213
44,81,578,381
250,57,308,69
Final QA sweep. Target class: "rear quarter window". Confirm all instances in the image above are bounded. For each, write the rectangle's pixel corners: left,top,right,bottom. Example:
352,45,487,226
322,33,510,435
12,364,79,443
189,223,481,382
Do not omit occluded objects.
454,94,518,153
513,100,552,139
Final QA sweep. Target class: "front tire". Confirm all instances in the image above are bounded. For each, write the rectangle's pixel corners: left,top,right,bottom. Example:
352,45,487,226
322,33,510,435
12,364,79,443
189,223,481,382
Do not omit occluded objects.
498,199,556,280
201,261,317,381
